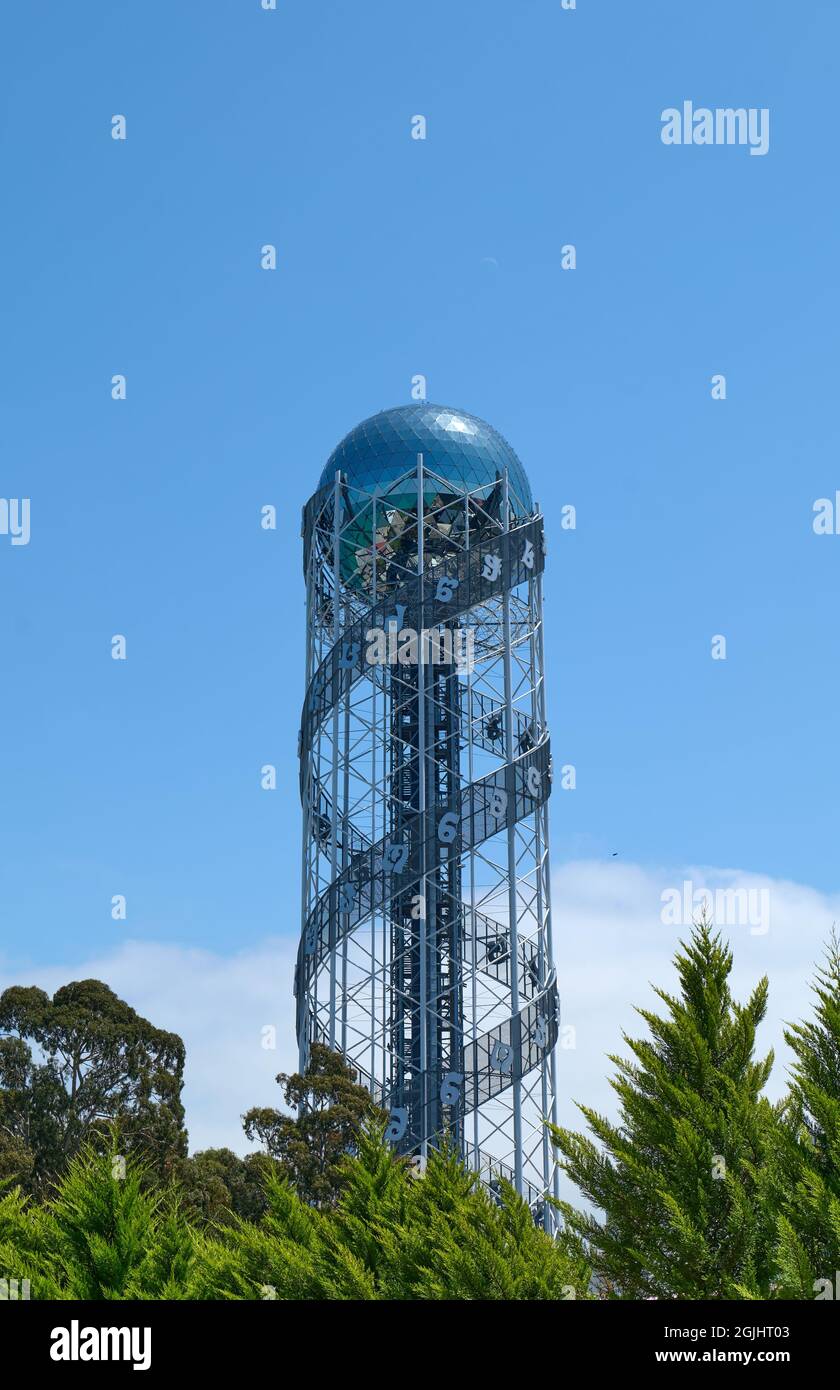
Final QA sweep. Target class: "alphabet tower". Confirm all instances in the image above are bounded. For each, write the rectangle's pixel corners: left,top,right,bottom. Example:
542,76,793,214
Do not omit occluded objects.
296,404,558,1221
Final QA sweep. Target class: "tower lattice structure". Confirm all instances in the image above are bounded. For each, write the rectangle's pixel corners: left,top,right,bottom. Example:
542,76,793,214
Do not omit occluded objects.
296,404,559,1221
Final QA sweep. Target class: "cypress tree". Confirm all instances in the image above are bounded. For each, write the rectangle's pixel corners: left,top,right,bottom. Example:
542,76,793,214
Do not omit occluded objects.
769,933,840,1298
550,917,778,1298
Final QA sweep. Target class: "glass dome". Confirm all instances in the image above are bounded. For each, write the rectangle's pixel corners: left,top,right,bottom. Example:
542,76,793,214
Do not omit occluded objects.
315,404,533,595
318,404,532,515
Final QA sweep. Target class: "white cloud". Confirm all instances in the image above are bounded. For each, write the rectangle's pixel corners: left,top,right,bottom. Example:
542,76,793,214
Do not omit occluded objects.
2,861,837,1207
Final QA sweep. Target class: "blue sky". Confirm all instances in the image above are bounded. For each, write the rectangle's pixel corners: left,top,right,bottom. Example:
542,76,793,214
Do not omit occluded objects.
2,2,839,1150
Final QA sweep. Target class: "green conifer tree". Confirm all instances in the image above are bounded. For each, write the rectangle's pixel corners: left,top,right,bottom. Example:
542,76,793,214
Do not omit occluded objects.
550,917,778,1298
195,1124,591,1300
0,1133,196,1299
0,1124,587,1300
767,933,840,1299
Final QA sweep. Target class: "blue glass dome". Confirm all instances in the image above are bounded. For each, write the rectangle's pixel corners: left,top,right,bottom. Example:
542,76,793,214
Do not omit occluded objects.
317,404,533,516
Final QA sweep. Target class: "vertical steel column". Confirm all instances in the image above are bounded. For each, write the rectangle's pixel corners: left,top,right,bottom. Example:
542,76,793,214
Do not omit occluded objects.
465,491,480,1166
529,541,551,1228
536,564,560,1217
341,694,350,1054
370,497,378,1081
299,519,315,1073
502,468,523,1195
416,452,428,1156
328,473,341,1048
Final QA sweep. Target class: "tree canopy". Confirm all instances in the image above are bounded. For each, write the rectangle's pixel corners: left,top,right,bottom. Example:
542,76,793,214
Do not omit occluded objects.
0,1124,589,1301
0,980,186,1198
242,1041,384,1207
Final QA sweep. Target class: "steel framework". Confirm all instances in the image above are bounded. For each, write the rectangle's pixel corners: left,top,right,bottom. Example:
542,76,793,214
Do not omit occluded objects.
296,423,559,1223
